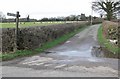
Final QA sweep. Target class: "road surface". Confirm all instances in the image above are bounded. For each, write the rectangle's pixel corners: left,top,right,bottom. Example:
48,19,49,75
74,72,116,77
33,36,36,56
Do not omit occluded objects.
1,24,119,77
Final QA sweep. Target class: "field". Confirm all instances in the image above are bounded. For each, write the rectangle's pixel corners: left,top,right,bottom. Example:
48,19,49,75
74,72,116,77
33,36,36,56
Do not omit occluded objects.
0,22,65,28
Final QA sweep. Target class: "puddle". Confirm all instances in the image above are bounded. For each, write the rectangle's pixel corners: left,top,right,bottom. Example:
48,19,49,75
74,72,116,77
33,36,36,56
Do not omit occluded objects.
53,46,119,59
91,46,119,58
56,46,102,58
57,50,92,57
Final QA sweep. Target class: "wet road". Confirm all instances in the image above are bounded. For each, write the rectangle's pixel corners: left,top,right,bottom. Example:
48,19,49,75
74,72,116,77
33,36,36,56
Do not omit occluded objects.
1,24,119,77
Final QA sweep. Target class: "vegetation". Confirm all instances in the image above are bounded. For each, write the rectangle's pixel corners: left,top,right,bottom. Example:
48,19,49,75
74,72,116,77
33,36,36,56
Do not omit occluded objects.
1,24,89,61
98,25,119,54
102,21,118,41
1,13,102,23
0,12,6,22
92,0,120,21
0,22,64,28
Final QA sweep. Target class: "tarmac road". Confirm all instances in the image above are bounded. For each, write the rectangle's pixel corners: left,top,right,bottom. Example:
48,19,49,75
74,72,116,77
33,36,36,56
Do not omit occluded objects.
1,24,119,77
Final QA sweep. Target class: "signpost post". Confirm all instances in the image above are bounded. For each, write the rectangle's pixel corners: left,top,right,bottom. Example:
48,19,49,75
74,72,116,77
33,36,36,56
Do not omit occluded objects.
7,11,20,52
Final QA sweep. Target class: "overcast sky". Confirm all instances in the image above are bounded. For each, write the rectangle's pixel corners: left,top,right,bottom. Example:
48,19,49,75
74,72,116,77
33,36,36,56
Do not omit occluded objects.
1,0,99,19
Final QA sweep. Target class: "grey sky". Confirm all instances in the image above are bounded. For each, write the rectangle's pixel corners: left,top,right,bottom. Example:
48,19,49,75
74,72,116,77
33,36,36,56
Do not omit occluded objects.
1,0,99,19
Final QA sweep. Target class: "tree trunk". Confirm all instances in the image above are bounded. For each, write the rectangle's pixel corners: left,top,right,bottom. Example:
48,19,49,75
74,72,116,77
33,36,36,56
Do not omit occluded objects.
107,12,112,21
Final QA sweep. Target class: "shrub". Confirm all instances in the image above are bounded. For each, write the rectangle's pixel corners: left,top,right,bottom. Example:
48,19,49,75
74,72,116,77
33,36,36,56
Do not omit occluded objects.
102,21,119,45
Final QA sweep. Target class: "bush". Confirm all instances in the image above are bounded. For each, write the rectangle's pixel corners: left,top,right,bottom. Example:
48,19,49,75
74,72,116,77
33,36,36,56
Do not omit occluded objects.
102,21,119,45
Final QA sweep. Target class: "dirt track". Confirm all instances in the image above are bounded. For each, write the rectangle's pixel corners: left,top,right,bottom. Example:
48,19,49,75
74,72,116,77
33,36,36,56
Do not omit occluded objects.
1,24,118,77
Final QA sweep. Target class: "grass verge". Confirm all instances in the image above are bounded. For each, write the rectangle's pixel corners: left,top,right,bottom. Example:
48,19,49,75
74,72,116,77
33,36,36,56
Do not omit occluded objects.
97,25,119,54
1,24,89,61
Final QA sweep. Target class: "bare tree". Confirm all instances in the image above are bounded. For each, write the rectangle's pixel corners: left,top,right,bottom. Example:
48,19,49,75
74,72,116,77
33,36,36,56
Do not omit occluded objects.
92,0,120,21
0,12,6,22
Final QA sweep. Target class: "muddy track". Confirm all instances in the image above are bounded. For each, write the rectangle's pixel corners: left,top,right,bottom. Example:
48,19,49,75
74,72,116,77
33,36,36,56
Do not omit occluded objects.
1,24,119,77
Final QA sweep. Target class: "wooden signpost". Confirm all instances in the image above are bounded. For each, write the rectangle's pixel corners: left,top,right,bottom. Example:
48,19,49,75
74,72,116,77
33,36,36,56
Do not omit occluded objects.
7,13,16,17
7,11,20,52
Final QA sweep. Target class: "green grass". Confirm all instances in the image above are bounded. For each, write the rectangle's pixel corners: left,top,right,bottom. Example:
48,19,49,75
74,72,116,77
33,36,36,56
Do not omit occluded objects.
0,22,65,28
0,24,89,61
98,25,119,54
1,50,33,61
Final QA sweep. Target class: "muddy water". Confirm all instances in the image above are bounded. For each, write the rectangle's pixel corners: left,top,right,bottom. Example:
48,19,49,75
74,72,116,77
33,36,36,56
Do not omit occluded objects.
91,47,119,58
54,46,119,59
58,50,91,57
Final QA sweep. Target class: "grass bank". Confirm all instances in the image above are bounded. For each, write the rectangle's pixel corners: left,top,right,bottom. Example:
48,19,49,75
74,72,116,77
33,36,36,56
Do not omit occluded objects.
97,25,119,54
1,24,89,61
